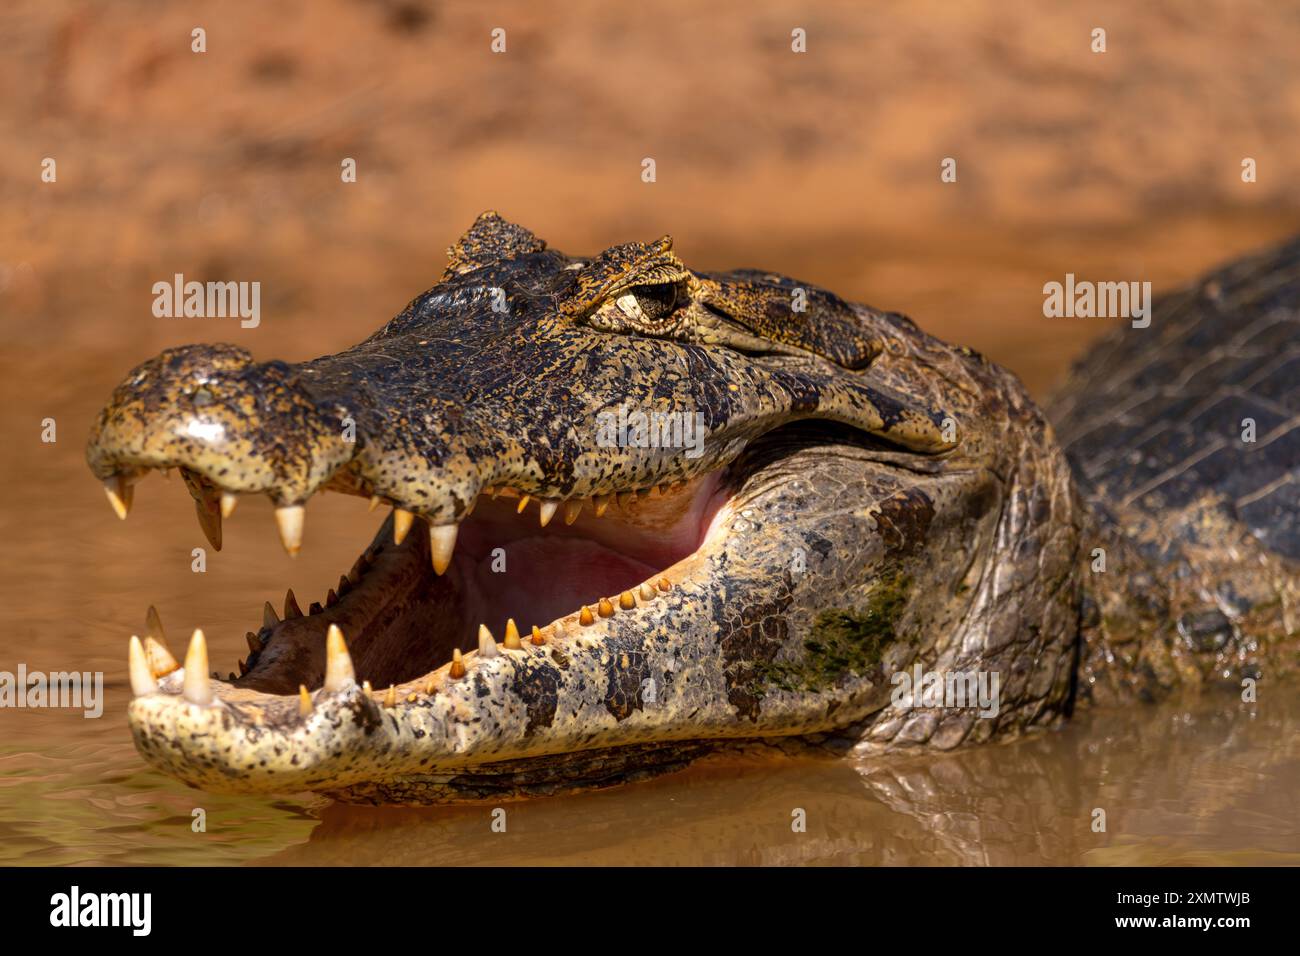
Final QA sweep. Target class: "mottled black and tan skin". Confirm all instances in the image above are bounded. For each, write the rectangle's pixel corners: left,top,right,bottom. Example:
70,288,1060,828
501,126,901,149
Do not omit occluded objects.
86,214,1297,803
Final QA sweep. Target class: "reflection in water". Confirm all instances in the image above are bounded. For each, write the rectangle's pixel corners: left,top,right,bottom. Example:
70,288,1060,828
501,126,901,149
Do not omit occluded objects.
0,356,1296,866
253,692,1299,866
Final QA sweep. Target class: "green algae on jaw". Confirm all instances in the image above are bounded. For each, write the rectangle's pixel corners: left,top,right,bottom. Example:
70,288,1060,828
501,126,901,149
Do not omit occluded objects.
756,574,911,694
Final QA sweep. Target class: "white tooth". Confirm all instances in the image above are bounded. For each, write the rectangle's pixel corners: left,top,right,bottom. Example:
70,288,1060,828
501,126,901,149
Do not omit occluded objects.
182,629,213,705
323,623,356,691
220,492,238,519
477,624,498,658
392,508,414,545
104,475,131,520
275,505,304,556
128,635,157,696
538,500,559,527
429,523,459,576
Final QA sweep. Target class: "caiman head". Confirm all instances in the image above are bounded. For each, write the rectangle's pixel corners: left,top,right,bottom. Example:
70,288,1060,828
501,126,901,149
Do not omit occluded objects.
87,212,1081,803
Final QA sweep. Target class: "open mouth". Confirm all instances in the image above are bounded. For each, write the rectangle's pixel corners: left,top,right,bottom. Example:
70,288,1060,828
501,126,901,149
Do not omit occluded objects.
121,467,734,704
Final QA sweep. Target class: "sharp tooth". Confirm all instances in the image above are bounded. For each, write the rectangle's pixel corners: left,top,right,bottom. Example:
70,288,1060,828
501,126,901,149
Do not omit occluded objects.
393,508,414,545
429,523,458,576
326,588,339,608
348,561,364,584
463,496,477,517
424,679,435,695
362,680,373,695
657,578,672,591
274,505,304,556
477,624,498,657
245,631,261,655
323,623,355,691
308,601,323,615
182,629,212,705
368,495,382,512
237,659,248,676
598,597,615,618
639,583,657,601
104,475,131,520
564,499,584,525
516,495,531,514
263,601,281,628
449,648,466,679
488,486,501,499
617,491,635,509
220,492,238,519
593,494,611,517
619,591,636,610
538,500,559,527
299,685,313,716
194,496,222,551
144,636,179,677
338,574,351,596
383,685,396,708
284,589,303,619
145,605,166,644
128,636,157,696
658,483,670,496
503,618,522,649
579,606,595,626
530,625,546,646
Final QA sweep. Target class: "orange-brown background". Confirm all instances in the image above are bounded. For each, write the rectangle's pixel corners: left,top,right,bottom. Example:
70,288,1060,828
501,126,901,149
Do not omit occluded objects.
1,0,1298,864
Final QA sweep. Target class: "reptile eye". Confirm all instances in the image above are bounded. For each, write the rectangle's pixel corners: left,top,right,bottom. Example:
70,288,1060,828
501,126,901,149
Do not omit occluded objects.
618,282,679,323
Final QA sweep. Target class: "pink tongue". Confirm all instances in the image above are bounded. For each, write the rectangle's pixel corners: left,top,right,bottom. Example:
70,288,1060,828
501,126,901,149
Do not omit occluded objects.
465,536,658,629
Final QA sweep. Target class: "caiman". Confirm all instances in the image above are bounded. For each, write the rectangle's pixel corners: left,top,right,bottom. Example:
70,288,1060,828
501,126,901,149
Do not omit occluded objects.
85,213,1300,804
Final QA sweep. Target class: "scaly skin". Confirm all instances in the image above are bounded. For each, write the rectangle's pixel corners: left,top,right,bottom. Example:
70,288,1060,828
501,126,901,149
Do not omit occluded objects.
85,214,1291,804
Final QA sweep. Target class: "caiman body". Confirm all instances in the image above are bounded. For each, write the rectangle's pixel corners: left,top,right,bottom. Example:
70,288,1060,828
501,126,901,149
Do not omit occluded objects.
86,215,1299,803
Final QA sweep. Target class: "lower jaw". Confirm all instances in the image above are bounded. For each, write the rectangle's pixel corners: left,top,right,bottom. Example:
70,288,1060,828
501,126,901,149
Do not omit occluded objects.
236,474,733,696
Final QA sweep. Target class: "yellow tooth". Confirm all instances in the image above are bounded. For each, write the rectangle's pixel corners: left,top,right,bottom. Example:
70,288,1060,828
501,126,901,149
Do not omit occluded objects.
598,597,615,618
617,491,635,509
639,583,657,601
383,685,396,708
323,623,355,692
538,500,559,527
104,475,130,520
128,636,157,696
657,483,670,496
579,606,595,626
449,648,466,679
530,625,546,646
564,499,584,525
145,604,166,643
245,631,261,655
478,624,498,658
299,685,313,716
362,680,372,695
284,589,303,619
503,618,522,649
619,591,636,610
220,492,238,519
429,524,458,575
182,629,212,705
657,578,672,592
424,679,435,695
193,495,222,550
593,494,611,517
263,601,280,628
144,635,179,677
516,495,531,513
393,508,414,545
368,495,382,512
274,505,304,557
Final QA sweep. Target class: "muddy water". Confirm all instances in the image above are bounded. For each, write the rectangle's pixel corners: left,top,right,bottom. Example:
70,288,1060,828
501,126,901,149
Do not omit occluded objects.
1,333,1298,866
